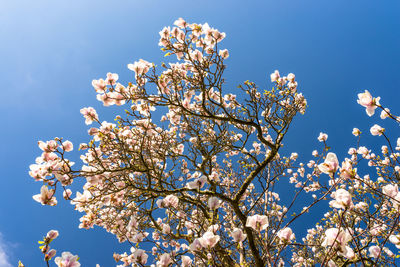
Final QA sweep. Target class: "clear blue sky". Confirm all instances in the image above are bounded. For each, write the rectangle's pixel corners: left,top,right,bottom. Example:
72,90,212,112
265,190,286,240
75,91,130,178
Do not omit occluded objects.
1,0,399,266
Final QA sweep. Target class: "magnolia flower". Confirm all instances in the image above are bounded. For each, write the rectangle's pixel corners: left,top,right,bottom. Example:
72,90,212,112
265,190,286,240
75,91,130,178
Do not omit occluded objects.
322,228,352,252
207,197,221,210
63,189,72,200
219,49,229,59
198,231,220,249
161,195,179,208
231,228,247,242
370,124,385,136
352,128,361,136
277,227,295,242
270,70,280,82
357,90,380,116
156,253,172,267
45,249,57,261
38,140,58,152
327,260,337,267
174,17,187,28
105,72,118,85
54,252,80,267
392,193,400,209
246,214,269,231
369,245,381,258
181,255,192,267
133,249,148,265
318,152,339,177
380,108,390,119
389,235,400,249
80,107,98,125
189,238,202,251
318,132,328,142
186,176,207,190
340,159,356,179
33,185,57,206
340,246,355,260
329,189,354,210
62,141,73,152
287,73,295,82
357,146,369,157
91,79,107,93
382,184,398,198
127,59,152,76
46,230,59,240
162,224,171,234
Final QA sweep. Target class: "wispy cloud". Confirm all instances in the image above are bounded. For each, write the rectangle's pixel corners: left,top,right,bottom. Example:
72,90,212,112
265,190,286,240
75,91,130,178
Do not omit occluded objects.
0,233,12,267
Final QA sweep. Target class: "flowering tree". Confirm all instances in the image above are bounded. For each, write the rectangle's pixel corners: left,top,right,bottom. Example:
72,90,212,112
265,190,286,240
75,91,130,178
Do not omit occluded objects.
27,18,400,266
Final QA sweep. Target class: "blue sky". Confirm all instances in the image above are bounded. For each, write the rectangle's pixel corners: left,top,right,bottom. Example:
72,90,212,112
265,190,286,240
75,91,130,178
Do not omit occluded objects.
1,0,399,266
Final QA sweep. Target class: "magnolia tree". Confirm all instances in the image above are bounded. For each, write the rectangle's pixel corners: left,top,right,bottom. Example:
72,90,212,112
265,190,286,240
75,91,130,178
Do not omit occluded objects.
26,18,400,267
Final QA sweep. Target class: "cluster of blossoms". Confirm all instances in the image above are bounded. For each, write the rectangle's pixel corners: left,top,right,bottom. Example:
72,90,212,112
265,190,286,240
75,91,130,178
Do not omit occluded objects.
27,18,400,266
19,230,82,267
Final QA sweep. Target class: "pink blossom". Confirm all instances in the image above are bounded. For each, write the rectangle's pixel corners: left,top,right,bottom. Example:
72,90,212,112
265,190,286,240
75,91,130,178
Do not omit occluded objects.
157,253,172,267
219,49,229,59
322,228,352,252
370,124,385,136
207,197,221,210
329,189,354,210
288,81,298,90
38,140,58,152
42,152,58,162
246,214,269,231
159,26,170,39
91,79,107,93
127,59,152,76
46,230,59,240
45,249,57,260
186,176,207,190
287,73,295,82
317,132,328,142
382,184,398,198
352,128,361,136
189,238,202,251
80,107,98,125
277,227,295,242
270,70,280,82
231,228,246,242
318,152,339,177
105,72,118,85
198,231,220,249
380,108,390,119
62,141,73,152
389,235,400,248
54,252,80,267
340,246,355,260
174,17,187,28
162,224,170,234
163,195,179,208
96,93,115,106
327,260,337,267
33,185,57,206
133,249,148,265
357,146,369,157
175,143,184,154
339,160,352,179
357,90,380,116
181,255,192,267
368,245,381,258
63,189,72,200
